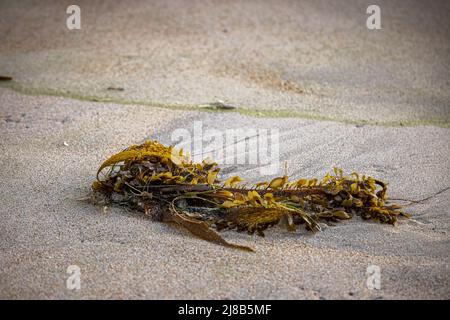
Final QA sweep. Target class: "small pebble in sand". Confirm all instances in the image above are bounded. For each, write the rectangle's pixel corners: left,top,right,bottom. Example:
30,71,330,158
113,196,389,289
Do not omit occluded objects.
107,86,125,91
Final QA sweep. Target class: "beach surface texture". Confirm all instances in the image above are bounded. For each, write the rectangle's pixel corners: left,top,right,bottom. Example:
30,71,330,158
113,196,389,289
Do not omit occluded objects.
0,0,449,299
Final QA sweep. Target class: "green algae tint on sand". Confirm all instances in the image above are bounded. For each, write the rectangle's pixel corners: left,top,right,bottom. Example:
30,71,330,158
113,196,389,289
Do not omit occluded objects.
92,140,410,252
2,82,450,128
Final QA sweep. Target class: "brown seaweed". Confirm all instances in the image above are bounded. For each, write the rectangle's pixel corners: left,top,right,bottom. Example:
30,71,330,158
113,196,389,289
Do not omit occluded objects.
92,140,409,251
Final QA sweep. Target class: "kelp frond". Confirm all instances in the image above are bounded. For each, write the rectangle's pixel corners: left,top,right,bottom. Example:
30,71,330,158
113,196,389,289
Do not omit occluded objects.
92,140,409,251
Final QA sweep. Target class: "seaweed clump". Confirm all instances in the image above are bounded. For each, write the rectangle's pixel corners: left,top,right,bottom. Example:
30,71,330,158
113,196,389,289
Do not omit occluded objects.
92,140,409,251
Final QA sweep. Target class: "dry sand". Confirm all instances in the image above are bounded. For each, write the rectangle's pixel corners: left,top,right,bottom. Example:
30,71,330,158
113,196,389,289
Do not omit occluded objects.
1,88,449,299
0,0,449,299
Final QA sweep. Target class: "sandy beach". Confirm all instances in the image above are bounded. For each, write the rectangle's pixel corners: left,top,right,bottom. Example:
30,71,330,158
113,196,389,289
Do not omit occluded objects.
0,0,449,299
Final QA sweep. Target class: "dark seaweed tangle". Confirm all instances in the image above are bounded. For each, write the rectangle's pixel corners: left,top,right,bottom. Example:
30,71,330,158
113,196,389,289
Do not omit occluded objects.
92,140,409,251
